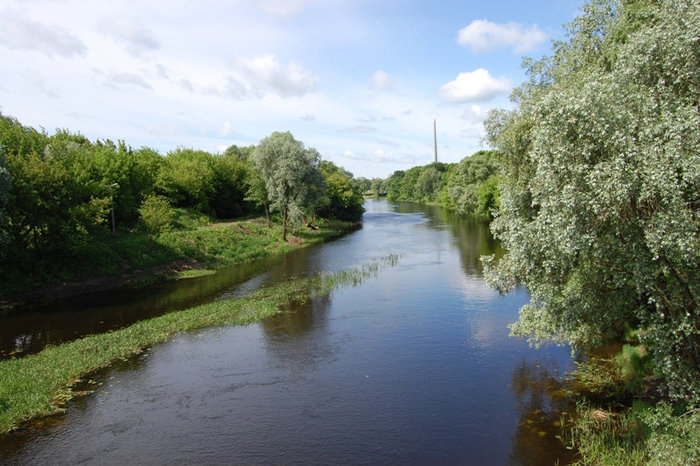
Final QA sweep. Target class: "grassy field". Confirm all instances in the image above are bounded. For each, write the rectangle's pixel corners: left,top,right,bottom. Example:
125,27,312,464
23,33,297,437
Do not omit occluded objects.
0,255,399,435
2,211,358,301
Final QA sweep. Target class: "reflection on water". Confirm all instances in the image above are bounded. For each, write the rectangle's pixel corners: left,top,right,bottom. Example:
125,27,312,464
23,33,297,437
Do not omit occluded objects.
0,200,575,465
0,255,288,358
510,359,577,465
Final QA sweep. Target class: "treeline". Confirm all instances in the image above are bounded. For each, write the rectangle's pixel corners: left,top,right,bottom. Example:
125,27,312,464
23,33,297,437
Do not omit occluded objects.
0,115,363,293
382,150,500,218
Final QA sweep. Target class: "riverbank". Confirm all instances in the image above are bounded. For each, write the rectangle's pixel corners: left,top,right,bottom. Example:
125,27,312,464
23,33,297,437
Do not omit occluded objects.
0,255,399,435
562,344,700,464
1,214,358,309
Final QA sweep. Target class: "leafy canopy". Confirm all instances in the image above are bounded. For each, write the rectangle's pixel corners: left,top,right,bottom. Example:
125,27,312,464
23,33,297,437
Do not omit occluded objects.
251,131,325,241
484,0,700,403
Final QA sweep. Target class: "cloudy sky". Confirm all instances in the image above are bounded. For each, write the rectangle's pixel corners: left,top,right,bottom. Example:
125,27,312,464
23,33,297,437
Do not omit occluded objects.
0,0,580,178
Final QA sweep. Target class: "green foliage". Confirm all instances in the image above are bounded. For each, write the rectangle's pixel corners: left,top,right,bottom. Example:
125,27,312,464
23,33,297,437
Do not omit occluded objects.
484,0,700,403
157,148,216,212
446,151,501,217
475,175,500,217
317,160,364,221
568,401,700,465
0,114,360,294
138,195,174,235
251,131,326,241
223,144,254,161
384,153,500,218
386,163,450,203
210,153,252,218
0,149,12,249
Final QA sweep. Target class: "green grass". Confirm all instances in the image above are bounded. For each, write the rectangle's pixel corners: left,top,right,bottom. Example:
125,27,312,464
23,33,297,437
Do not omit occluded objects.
563,344,700,465
566,401,700,465
0,254,399,435
1,214,357,298
177,269,216,279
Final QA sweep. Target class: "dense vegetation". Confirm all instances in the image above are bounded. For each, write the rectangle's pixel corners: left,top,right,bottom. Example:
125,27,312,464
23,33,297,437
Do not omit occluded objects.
0,116,364,297
484,0,699,462
383,150,501,218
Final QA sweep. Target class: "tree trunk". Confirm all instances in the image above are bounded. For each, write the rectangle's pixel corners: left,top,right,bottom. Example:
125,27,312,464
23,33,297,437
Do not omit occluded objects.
282,203,288,242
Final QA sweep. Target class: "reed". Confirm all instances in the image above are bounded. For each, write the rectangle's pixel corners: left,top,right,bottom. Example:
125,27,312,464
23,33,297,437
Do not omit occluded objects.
0,255,399,435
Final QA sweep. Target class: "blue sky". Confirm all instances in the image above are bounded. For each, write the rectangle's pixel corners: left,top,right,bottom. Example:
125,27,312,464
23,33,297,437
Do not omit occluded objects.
0,0,581,178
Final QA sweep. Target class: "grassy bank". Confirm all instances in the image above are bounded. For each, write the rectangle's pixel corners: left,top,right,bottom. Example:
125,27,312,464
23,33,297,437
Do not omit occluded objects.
0,255,399,435
2,211,358,302
563,345,700,464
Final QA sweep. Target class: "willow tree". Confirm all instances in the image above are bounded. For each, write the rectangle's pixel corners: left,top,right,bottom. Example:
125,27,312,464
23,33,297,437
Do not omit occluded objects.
251,132,325,241
484,0,700,403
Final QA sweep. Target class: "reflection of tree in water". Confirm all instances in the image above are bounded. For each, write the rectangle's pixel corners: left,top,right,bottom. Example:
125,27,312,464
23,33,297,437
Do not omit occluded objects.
262,292,331,337
509,359,577,466
259,287,335,373
396,201,503,276
448,215,502,276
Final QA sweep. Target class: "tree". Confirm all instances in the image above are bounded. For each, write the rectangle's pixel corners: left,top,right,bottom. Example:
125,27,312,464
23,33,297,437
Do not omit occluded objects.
318,160,364,221
446,151,500,217
251,132,325,241
245,167,271,227
0,148,11,250
139,194,174,237
157,148,216,213
210,152,251,218
415,166,442,202
484,0,700,403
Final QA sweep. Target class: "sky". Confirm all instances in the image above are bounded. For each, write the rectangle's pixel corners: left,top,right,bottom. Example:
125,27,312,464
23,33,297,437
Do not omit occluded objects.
0,0,582,179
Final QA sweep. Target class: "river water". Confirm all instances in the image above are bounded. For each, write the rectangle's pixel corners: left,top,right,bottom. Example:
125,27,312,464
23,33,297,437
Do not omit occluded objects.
0,200,575,465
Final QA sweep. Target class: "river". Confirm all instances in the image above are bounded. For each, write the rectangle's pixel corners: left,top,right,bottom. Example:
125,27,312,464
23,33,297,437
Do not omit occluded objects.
0,199,575,465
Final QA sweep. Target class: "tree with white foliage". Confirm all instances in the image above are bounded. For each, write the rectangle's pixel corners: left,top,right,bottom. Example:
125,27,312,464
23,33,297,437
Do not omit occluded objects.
251,132,325,241
484,0,700,403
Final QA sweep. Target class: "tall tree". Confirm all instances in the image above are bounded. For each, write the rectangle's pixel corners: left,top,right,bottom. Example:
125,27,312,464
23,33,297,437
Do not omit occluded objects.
484,0,700,403
251,132,325,241
0,148,11,250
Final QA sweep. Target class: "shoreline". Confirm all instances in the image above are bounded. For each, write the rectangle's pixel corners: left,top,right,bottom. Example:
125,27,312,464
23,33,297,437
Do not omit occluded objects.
0,255,396,436
1,217,359,311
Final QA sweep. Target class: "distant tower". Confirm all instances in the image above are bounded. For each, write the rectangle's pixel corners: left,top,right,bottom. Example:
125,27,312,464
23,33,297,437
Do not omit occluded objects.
433,118,438,163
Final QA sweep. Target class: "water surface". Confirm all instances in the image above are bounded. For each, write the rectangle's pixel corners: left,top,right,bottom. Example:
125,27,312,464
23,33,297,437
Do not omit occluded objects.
0,200,574,465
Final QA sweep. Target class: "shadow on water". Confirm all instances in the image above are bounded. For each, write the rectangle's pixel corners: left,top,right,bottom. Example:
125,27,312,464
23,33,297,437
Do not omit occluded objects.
0,237,338,359
509,359,578,465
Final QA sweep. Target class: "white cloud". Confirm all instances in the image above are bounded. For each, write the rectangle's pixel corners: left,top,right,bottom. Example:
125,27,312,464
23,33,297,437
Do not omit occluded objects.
146,124,178,137
231,54,318,99
21,69,59,97
440,69,511,103
457,19,547,54
342,125,375,134
100,16,160,57
461,104,489,123
179,79,195,92
155,64,169,78
371,70,393,91
104,72,152,89
373,149,395,163
258,0,311,17
301,114,316,122
220,121,237,137
343,148,395,164
0,8,86,58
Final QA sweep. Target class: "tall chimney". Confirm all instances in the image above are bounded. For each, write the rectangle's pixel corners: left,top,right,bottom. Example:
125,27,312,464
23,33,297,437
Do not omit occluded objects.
433,118,438,163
